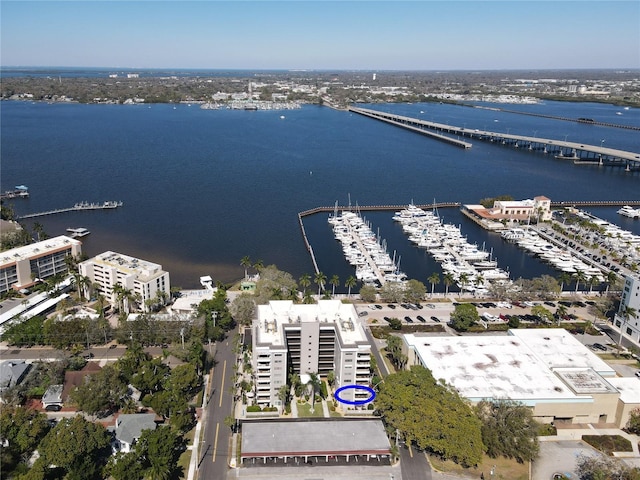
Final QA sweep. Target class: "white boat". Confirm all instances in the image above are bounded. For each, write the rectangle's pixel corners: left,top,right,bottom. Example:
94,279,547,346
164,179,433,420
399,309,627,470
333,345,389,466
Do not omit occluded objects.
617,206,640,219
66,227,90,238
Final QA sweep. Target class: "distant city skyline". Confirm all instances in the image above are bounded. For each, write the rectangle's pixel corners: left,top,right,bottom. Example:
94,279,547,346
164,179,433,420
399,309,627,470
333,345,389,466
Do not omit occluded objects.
1,1,639,71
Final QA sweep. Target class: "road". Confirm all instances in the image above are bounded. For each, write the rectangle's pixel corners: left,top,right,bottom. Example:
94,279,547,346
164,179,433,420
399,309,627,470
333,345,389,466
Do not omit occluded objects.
197,329,237,480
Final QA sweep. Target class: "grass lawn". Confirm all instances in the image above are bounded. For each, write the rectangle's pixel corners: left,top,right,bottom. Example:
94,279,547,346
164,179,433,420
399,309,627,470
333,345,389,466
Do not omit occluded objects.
177,448,192,479
297,401,325,418
429,453,529,480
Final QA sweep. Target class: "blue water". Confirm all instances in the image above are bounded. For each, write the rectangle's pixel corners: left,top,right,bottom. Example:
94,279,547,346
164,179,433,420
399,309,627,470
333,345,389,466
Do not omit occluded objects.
1,100,639,289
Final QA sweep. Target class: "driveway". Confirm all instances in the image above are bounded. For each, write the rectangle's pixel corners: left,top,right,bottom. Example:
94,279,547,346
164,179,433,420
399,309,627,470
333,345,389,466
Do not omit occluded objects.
532,440,601,480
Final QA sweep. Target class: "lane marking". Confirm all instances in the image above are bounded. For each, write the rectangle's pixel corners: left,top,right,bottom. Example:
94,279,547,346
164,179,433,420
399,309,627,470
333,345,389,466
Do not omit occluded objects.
212,423,220,463
219,360,226,408
408,444,413,458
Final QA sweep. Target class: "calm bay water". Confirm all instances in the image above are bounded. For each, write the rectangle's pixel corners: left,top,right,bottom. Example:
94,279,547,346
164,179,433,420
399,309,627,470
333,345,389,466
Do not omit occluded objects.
1,99,639,290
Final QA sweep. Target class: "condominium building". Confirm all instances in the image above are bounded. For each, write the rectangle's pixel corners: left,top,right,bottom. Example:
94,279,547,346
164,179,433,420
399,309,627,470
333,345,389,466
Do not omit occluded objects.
252,300,371,408
0,236,82,294
79,251,170,313
615,274,640,343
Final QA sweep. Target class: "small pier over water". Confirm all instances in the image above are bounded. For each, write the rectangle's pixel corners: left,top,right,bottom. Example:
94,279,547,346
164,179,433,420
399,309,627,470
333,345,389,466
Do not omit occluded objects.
348,107,640,170
18,201,123,219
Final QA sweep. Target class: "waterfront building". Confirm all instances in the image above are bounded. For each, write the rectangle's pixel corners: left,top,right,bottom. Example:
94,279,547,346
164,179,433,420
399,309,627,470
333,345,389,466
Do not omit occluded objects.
402,329,640,428
0,236,82,294
463,195,552,227
79,251,170,313
252,300,371,408
615,274,640,343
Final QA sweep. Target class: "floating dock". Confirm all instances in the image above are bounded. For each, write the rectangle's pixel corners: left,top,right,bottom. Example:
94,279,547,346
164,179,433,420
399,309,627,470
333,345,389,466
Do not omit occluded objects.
18,201,123,219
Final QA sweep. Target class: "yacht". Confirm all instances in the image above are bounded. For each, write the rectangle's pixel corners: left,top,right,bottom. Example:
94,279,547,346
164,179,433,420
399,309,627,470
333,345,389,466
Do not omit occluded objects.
617,205,640,219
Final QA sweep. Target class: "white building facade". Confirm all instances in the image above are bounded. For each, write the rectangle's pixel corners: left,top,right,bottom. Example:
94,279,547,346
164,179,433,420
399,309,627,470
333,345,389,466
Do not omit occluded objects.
615,274,640,343
252,300,371,408
79,251,170,313
0,236,82,293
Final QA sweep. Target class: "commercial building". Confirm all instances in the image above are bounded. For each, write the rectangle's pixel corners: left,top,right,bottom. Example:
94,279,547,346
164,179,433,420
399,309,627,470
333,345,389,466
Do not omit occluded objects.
241,419,391,465
402,329,640,428
462,195,552,229
615,274,640,343
0,236,82,294
79,251,170,313
252,300,371,408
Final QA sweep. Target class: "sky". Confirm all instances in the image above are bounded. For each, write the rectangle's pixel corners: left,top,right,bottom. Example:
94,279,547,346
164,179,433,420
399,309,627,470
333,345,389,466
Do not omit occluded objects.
1,1,639,71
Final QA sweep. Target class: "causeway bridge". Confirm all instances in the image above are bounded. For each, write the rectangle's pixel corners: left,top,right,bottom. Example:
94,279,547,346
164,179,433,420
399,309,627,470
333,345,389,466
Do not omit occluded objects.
348,106,640,170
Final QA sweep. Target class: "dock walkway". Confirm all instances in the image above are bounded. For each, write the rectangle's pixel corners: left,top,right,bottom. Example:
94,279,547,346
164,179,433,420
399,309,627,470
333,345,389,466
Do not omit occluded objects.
18,201,123,219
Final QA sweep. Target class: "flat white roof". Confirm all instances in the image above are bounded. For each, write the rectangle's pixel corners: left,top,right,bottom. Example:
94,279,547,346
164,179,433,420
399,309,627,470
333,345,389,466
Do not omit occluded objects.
88,251,165,281
255,300,367,347
508,329,615,376
607,377,640,404
0,235,80,266
404,329,616,404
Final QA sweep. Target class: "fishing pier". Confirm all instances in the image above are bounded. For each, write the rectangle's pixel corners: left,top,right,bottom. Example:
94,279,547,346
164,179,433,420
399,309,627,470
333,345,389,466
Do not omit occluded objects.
18,201,123,219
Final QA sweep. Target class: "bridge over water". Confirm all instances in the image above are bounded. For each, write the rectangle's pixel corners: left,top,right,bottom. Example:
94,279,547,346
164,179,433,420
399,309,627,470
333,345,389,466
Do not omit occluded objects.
348,106,640,171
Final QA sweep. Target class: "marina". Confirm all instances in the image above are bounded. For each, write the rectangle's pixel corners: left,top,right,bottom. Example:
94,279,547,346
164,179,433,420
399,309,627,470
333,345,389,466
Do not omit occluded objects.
329,207,405,285
393,204,509,294
0,185,29,200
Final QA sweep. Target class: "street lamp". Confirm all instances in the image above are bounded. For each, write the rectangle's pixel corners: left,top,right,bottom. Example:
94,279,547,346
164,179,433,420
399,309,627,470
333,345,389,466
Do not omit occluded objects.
564,134,569,142
600,139,605,148
533,130,537,138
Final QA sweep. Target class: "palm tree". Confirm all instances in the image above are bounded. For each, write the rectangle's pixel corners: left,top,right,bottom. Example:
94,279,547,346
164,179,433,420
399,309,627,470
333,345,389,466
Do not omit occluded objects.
558,272,571,293
443,273,455,297
618,306,637,347
474,273,485,294
307,372,322,414
345,275,357,298
330,274,340,297
253,259,264,275
555,304,568,324
573,271,587,293
588,275,599,294
605,271,618,295
458,273,470,295
240,256,252,280
314,271,327,298
427,272,440,298
299,273,311,297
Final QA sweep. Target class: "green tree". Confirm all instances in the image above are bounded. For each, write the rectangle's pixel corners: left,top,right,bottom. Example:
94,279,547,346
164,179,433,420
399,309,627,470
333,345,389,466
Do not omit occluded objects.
359,285,377,303
314,271,327,298
380,281,404,303
329,274,340,297
299,273,311,298
531,305,554,324
475,399,540,463
70,364,128,416
306,372,322,413
618,306,638,346
626,407,640,435
136,427,184,480
573,270,587,293
253,265,298,304
131,358,170,394
0,406,50,476
240,255,252,280
106,451,145,480
575,453,640,480
37,415,112,479
230,292,256,326
345,275,357,298
427,272,440,297
404,279,426,303
376,366,484,467
388,317,402,330
443,272,455,297
386,335,407,369
449,303,479,332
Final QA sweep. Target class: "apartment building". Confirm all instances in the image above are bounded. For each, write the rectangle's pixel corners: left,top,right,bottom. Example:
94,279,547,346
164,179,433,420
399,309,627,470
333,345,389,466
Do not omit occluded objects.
79,251,170,313
252,300,371,408
0,236,82,293
615,274,640,343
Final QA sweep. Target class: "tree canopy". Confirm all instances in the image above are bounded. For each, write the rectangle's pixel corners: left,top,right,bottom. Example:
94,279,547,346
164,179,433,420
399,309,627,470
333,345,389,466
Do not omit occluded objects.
376,366,484,467
449,303,480,331
475,399,540,463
